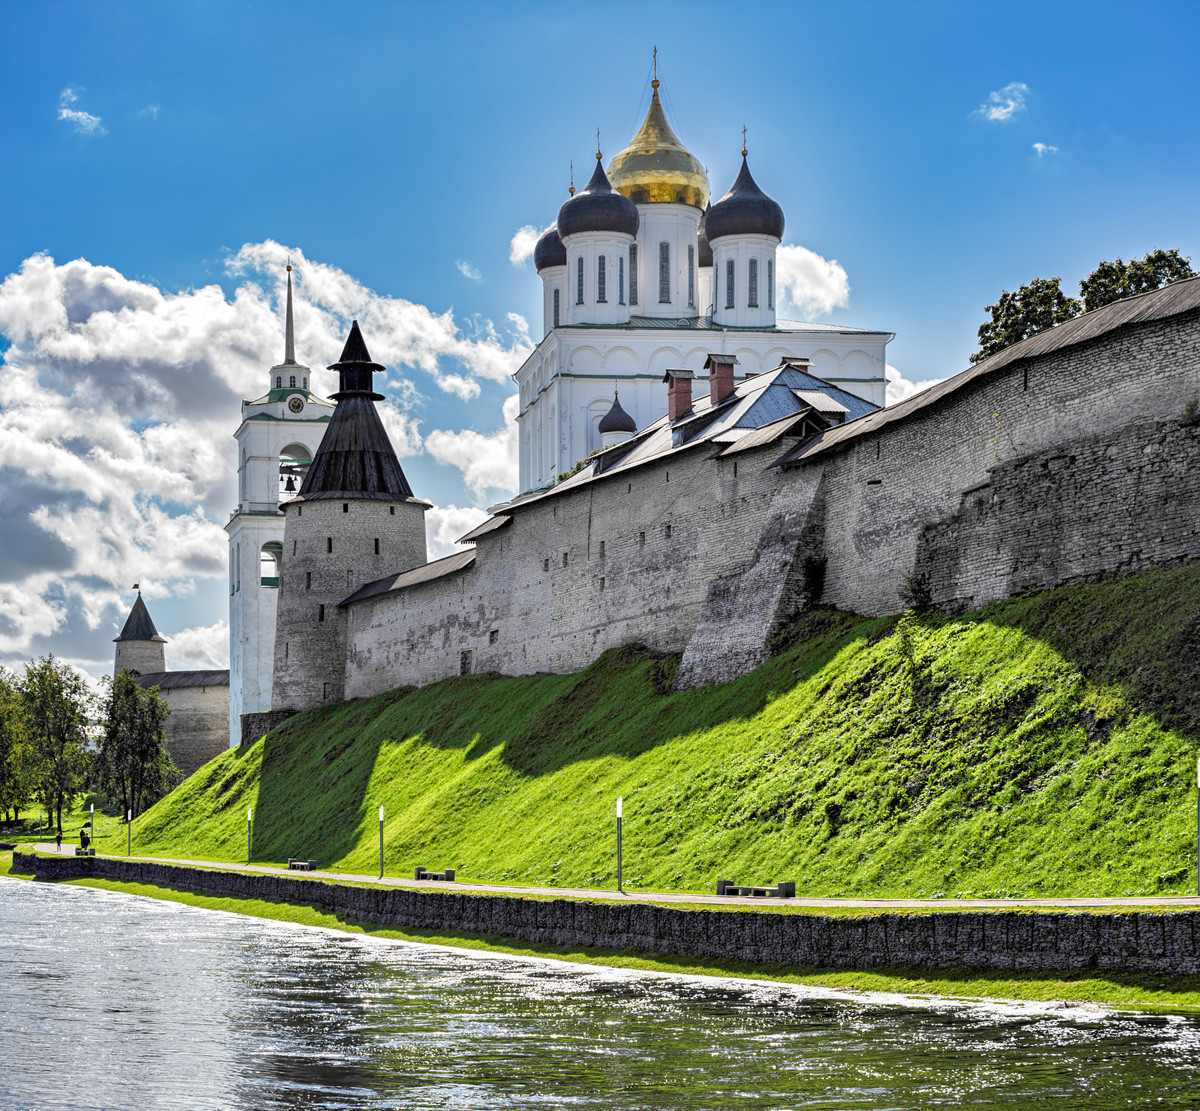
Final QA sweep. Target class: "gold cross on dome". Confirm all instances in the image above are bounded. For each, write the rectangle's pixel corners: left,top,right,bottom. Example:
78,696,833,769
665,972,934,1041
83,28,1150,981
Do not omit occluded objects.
741,125,748,156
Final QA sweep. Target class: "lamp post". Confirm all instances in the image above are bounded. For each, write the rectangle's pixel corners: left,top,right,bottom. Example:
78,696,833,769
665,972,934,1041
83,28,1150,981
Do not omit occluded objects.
247,807,253,864
616,796,623,893
1196,756,1199,898
90,803,94,855
378,805,385,879
127,810,131,857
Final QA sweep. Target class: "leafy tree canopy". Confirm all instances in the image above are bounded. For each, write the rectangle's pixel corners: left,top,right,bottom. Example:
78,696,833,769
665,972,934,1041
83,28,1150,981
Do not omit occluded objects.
95,670,178,819
972,249,1195,364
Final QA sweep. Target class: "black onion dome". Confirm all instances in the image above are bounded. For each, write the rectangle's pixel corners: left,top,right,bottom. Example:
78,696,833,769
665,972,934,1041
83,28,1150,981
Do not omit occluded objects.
533,224,566,271
557,157,639,240
597,391,636,435
705,156,785,242
697,204,713,267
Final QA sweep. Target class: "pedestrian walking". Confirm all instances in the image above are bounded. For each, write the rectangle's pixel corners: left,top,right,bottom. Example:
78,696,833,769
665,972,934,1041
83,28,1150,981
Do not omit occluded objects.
55,830,62,852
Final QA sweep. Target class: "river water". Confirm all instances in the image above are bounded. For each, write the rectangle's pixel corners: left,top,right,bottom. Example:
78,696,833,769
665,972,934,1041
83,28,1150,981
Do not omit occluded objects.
2,879,1200,1110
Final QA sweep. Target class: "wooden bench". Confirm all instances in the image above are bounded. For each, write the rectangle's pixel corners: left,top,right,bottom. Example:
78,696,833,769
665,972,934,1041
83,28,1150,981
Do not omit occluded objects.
74,847,96,857
717,879,795,898
287,858,318,871
414,866,456,882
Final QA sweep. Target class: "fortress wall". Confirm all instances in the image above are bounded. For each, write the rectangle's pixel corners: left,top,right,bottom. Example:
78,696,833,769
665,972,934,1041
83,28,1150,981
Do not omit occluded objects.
161,684,230,778
344,439,804,697
817,308,1200,616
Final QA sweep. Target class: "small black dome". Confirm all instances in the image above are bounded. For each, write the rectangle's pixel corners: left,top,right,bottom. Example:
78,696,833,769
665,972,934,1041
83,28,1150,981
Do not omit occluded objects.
705,156,785,243
557,157,639,240
598,391,637,435
534,224,566,271
697,204,713,267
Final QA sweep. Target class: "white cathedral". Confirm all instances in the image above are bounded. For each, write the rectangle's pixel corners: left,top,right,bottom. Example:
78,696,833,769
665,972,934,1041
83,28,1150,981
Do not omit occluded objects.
215,71,892,745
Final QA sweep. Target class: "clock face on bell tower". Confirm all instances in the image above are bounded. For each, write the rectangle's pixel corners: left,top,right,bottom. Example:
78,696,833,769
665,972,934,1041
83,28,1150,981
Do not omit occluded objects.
288,395,305,414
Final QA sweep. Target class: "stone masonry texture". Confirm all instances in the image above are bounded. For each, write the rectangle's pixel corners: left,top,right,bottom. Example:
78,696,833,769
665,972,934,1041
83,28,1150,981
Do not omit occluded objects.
15,852,1200,976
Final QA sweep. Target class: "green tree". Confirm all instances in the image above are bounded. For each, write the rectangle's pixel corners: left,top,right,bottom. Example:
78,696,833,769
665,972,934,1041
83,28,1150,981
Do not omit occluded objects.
1080,249,1195,312
971,277,1081,364
0,669,33,823
20,656,93,837
95,670,178,819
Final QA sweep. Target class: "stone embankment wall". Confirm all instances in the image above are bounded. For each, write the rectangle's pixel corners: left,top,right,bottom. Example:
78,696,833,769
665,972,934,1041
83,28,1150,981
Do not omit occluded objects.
340,296,1200,697
15,852,1200,976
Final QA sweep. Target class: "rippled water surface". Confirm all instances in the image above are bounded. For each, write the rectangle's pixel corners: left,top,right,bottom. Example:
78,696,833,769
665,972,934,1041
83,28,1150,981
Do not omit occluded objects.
3,879,1200,1109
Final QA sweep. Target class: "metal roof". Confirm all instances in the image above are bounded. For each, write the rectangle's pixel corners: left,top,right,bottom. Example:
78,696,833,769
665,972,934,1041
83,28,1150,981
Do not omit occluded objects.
135,670,229,689
780,275,1200,467
114,594,166,643
341,549,476,606
458,515,511,543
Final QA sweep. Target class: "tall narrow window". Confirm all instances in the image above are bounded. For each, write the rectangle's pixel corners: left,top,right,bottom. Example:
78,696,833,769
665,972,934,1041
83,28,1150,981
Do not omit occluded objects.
618,257,625,304
629,244,638,304
767,259,774,309
275,376,282,389
597,255,607,303
687,245,695,307
658,242,670,303
725,260,735,309
576,256,584,304
553,287,560,327
290,375,296,387
748,258,759,307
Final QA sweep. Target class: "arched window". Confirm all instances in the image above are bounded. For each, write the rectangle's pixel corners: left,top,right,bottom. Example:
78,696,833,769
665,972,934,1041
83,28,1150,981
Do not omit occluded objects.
260,542,282,588
687,245,695,307
725,260,735,309
279,443,312,500
553,288,560,328
597,255,607,303
275,376,282,389
618,257,625,304
629,245,638,305
658,242,670,303
303,377,308,389
748,258,759,308
289,375,296,388
767,259,774,310
576,257,584,304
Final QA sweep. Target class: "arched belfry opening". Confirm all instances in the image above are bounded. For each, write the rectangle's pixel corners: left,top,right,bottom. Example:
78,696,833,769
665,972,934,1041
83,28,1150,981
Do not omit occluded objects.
259,541,282,588
279,443,312,500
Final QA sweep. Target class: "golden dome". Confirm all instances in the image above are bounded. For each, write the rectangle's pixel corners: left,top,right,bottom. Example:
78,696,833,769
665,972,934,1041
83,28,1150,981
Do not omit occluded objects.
607,84,709,209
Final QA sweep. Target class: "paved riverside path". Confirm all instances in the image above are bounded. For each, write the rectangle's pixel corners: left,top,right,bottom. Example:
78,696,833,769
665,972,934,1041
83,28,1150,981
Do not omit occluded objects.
30,844,1200,911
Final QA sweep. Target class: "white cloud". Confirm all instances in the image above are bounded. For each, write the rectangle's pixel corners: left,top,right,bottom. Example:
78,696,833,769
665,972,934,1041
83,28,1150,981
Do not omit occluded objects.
1032,142,1058,157
57,87,106,136
138,105,160,121
775,244,850,318
425,505,490,559
975,82,1029,123
456,260,482,282
0,244,534,668
509,225,541,266
885,364,944,406
424,393,519,502
167,620,229,669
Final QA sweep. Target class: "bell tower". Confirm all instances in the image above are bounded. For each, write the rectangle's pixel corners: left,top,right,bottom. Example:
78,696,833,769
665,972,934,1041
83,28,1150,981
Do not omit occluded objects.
225,265,334,747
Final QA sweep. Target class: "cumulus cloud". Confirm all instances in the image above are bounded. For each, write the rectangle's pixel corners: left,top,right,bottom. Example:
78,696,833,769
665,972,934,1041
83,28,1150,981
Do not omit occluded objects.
0,244,533,669
885,364,945,406
1033,142,1058,157
57,88,106,135
425,505,490,559
168,620,229,669
975,82,1029,122
424,393,519,502
456,260,482,282
509,226,541,266
775,244,850,318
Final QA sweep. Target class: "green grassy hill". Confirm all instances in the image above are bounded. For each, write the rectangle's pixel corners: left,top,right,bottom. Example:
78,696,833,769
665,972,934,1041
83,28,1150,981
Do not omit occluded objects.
109,564,1200,899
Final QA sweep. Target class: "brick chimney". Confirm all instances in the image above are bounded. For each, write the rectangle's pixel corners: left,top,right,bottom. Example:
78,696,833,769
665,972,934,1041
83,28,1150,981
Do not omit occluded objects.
704,353,740,405
663,369,695,422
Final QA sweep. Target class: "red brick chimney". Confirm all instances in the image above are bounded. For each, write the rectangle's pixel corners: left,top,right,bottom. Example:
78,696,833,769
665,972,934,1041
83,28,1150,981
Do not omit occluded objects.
663,369,695,422
704,353,740,405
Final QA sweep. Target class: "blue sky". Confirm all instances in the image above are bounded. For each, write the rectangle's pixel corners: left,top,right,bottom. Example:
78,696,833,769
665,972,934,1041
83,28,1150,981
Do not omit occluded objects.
1,0,1197,683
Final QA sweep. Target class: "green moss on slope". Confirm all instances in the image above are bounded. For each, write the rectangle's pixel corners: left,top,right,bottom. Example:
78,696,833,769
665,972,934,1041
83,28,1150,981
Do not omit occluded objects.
113,565,1200,899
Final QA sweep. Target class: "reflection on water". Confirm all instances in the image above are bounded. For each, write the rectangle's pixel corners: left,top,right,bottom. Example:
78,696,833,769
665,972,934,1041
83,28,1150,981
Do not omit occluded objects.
1,878,1199,1110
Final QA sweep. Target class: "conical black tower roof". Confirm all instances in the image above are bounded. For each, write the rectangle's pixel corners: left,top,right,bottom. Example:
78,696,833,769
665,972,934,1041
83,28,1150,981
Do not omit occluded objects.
114,593,167,643
297,321,415,501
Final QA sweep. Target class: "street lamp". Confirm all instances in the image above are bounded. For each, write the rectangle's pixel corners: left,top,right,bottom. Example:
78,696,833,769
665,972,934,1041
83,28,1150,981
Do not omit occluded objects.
127,809,131,857
247,807,253,864
90,804,94,855
616,796,623,893
378,805,385,879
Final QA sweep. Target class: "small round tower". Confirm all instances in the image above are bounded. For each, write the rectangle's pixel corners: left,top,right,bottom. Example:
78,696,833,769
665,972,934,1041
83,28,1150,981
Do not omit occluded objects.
598,391,637,448
113,589,167,677
271,321,429,711
534,222,567,336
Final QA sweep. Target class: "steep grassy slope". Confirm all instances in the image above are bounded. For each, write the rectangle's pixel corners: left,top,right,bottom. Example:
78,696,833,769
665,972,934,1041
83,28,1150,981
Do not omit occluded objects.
111,565,1200,898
